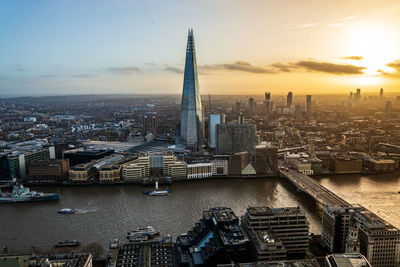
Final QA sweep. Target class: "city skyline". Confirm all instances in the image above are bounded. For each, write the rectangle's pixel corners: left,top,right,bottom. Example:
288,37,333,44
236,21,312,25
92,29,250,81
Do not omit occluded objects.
1,0,400,96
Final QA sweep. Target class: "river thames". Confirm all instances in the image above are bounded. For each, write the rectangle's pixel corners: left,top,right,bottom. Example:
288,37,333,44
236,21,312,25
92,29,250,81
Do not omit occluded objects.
1,173,400,253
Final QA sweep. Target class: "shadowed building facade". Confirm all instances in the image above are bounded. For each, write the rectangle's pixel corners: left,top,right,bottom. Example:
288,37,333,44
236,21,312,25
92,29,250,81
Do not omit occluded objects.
180,29,204,151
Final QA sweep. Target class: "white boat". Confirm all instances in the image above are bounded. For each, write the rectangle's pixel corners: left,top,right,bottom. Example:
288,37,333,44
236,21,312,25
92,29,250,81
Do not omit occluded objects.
144,181,171,196
57,208,75,214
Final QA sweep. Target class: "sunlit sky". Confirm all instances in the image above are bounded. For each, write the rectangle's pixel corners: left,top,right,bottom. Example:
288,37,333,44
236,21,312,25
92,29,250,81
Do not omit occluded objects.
1,0,400,96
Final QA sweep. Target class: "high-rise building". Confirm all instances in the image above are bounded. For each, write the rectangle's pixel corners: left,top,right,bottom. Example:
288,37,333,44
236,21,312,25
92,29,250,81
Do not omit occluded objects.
321,206,358,253
216,124,257,154
386,101,392,116
306,95,312,118
287,92,293,107
249,97,256,114
380,88,383,98
235,101,242,114
264,92,271,113
180,29,204,150
209,114,225,148
355,88,361,102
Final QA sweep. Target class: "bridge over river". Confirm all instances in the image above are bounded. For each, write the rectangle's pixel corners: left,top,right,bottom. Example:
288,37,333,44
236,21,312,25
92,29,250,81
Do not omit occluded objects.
278,166,350,208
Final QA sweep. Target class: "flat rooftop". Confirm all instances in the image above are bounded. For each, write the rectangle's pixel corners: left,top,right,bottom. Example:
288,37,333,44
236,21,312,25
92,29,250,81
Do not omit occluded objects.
247,206,304,216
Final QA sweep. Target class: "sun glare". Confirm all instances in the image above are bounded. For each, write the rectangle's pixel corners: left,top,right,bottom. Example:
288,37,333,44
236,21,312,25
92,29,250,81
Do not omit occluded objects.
349,23,398,75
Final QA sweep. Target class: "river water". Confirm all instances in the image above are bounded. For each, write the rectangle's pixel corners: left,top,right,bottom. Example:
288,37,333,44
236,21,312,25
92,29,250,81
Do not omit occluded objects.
1,173,399,253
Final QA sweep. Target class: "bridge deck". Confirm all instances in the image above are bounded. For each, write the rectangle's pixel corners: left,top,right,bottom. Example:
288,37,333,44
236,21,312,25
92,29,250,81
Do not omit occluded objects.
279,167,349,207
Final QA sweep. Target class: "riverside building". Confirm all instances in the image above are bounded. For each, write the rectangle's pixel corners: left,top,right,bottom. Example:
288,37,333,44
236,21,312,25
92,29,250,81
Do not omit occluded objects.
241,206,309,258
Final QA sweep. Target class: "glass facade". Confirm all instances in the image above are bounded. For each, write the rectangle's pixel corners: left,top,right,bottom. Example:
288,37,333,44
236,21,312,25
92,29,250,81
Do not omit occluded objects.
180,29,204,150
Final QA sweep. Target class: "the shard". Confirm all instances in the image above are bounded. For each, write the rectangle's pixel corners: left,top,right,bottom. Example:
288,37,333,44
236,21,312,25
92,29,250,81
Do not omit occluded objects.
180,29,204,150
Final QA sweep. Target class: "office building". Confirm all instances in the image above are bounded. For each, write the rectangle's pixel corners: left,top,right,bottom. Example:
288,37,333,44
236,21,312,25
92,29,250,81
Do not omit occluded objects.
187,162,212,179
249,97,256,114
211,158,228,176
176,207,250,266
264,92,271,113
216,124,257,154
321,206,358,253
241,206,309,257
355,88,361,102
235,101,242,114
306,95,312,118
168,161,187,180
254,145,278,176
380,88,383,98
287,92,293,107
28,159,69,183
228,151,252,176
351,207,400,267
249,230,287,261
7,146,55,180
115,240,174,267
180,29,204,150
325,253,372,267
209,114,225,148
386,101,392,116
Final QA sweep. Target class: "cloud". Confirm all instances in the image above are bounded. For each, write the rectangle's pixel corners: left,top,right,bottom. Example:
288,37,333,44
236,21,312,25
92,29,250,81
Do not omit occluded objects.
16,64,24,72
69,74,97,79
339,15,361,21
271,63,291,72
164,66,183,74
378,60,400,77
107,66,141,75
200,61,276,74
39,73,96,79
292,60,366,74
341,56,363,61
145,62,156,66
387,60,400,70
291,23,319,29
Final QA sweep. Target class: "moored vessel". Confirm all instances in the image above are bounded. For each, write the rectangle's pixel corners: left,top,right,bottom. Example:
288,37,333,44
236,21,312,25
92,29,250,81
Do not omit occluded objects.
55,240,80,247
0,183,59,203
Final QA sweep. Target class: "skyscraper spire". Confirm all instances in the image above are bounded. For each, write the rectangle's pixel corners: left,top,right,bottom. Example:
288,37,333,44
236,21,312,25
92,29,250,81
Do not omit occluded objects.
180,29,204,150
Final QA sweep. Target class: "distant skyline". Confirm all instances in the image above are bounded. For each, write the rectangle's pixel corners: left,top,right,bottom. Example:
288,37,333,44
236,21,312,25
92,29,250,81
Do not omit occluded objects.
1,0,400,96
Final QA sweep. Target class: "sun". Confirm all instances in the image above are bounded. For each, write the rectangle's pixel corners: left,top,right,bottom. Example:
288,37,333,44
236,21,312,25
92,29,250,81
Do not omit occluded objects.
348,23,399,75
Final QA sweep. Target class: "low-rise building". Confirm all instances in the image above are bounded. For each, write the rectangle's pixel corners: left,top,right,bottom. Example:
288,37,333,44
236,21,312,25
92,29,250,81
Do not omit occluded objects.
211,159,228,176
325,253,372,267
187,162,212,179
27,159,69,183
250,230,287,261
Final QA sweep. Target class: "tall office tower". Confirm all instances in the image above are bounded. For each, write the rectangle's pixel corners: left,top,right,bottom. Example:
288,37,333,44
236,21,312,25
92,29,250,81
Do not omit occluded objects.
180,29,204,150
151,116,157,133
238,111,245,124
321,206,358,253
209,114,225,148
306,95,312,118
264,92,271,113
287,92,293,107
241,206,309,258
355,88,361,102
352,208,400,267
235,101,241,114
349,92,353,101
216,124,257,154
249,97,256,114
143,116,149,133
380,88,383,98
386,101,392,116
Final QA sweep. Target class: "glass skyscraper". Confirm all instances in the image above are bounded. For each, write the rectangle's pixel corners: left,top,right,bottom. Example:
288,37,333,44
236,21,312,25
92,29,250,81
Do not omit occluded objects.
180,29,204,150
